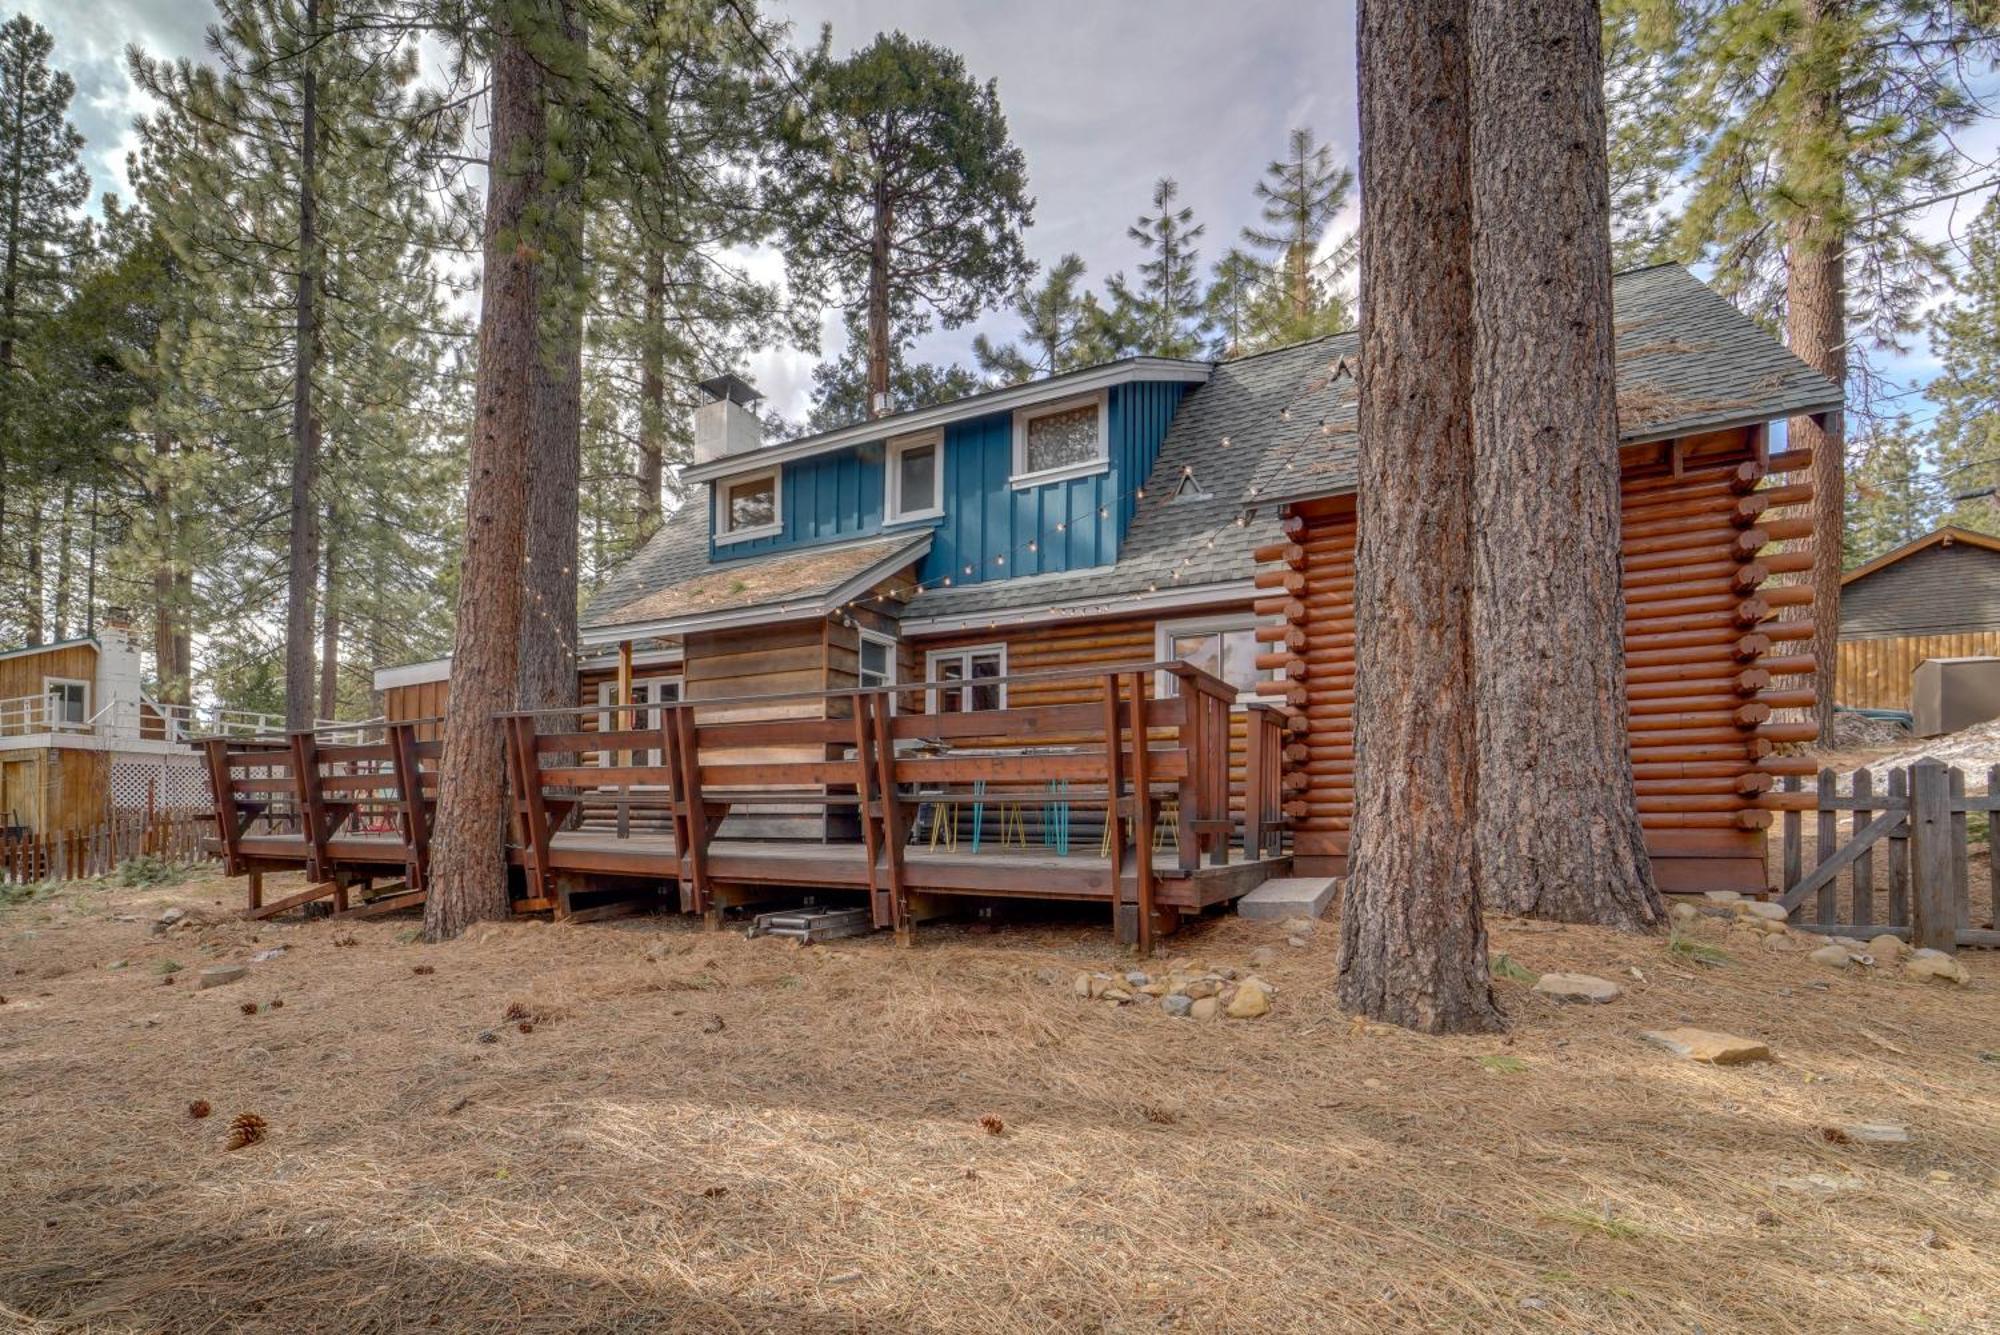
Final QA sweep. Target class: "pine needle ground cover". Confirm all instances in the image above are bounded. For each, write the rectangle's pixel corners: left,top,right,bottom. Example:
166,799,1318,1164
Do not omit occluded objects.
0,871,1995,1332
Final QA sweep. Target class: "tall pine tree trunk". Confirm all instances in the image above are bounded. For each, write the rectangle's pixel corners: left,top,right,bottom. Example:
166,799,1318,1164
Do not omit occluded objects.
318,516,340,722
1788,0,1846,740
1336,0,1500,1035
283,0,322,732
519,4,582,721
636,239,666,539
24,489,41,643
1467,0,1662,929
423,1,548,941
52,479,72,639
866,180,892,417
149,430,180,704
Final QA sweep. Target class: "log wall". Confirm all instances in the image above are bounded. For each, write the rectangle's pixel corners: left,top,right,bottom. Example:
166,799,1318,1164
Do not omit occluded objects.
1271,426,1815,893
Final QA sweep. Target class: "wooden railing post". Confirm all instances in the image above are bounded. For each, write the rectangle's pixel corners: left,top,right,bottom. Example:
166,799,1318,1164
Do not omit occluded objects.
1100,673,1125,939
869,691,911,945
390,721,431,891
1126,670,1155,955
850,692,888,928
202,738,244,877
1909,758,1955,953
290,731,329,885
1245,704,1268,862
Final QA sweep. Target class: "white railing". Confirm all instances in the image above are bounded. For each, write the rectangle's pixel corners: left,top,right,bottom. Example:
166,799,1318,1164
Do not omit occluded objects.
0,692,298,745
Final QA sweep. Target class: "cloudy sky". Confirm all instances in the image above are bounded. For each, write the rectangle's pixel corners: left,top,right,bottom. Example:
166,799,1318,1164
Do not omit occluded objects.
28,0,1358,421
22,0,1984,427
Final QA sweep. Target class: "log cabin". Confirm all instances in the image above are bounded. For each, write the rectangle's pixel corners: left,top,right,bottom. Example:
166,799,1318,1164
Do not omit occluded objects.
361,261,1838,925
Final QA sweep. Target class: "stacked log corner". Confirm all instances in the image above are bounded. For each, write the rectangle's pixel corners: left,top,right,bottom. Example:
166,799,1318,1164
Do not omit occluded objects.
1263,428,1814,893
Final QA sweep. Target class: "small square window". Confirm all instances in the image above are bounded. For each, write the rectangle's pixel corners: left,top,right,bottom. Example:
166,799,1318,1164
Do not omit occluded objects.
927,645,1006,713
1157,618,1272,704
859,632,896,690
717,469,780,542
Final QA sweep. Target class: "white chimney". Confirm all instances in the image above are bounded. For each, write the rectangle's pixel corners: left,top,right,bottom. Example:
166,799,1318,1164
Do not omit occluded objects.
693,373,765,465
95,608,145,735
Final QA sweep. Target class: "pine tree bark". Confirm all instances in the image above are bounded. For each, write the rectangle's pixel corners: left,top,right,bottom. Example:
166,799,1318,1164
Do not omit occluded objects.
283,0,321,733
866,179,892,416
1787,0,1846,742
1336,0,1501,1035
1467,0,1663,929
318,517,340,722
423,4,547,941
636,239,666,540
52,478,71,639
24,489,41,643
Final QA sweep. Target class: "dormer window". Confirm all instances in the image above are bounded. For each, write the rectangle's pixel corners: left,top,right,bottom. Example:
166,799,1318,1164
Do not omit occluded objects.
886,430,942,523
716,467,781,544
1011,391,1108,489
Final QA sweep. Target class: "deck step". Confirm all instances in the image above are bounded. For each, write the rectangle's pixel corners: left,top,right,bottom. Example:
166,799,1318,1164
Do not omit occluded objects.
749,906,874,943
1235,876,1339,921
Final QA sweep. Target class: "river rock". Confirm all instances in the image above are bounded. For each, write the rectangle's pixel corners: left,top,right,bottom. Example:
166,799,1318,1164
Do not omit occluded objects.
197,964,248,990
1531,973,1622,1004
1641,1027,1772,1065
1226,981,1273,1019
1161,994,1193,1018
1190,996,1221,1022
1904,954,1969,985
1867,934,1909,960
1808,945,1853,970
1738,901,1789,922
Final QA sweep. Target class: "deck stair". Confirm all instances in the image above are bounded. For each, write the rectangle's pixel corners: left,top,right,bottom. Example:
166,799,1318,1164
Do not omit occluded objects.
749,905,873,943
1235,876,1339,921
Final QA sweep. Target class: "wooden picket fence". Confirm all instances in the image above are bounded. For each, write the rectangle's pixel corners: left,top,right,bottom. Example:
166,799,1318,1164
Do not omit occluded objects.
0,811,214,886
1778,758,2000,951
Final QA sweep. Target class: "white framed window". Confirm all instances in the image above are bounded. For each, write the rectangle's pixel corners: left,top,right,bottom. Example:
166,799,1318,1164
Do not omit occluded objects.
1155,615,1272,705
43,677,89,728
715,467,781,543
858,630,898,692
1010,391,1108,489
926,644,1006,714
595,676,682,767
885,430,943,523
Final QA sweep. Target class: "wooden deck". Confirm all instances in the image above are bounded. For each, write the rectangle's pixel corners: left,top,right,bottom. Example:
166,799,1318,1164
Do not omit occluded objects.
199,662,1293,946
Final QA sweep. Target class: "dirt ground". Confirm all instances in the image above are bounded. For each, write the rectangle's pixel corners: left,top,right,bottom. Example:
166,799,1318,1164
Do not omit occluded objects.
1,871,1996,1334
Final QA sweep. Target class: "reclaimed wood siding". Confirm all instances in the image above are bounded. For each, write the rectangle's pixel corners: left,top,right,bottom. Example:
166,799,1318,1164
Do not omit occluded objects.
1837,633,2000,712
1278,426,1806,892
0,643,98,707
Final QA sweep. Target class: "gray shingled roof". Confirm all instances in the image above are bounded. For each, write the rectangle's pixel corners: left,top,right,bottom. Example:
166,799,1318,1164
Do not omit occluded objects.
903,263,1841,623
588,264,1841,630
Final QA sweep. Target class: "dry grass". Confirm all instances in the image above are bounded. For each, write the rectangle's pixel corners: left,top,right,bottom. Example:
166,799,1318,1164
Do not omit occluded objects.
1,871,1997,1333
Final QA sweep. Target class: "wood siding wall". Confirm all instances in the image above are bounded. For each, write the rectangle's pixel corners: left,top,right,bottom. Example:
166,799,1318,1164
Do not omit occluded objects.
0,643,98,706
1269,426,1815,893
0,748,109,835
1841,540,2000,638
1837,633,2000,713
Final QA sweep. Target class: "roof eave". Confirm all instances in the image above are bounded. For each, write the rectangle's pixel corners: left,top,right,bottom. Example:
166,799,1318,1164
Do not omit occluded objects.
578,534,932,646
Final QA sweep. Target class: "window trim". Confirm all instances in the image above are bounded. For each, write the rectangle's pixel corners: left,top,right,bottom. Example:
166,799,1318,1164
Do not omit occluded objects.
714,466,783,544
924,643,1008,714
42,676,90,729
857,629,899,689
1009,390,1109,490
595,675,682,769
1154,614,1275,707
884,430,944,525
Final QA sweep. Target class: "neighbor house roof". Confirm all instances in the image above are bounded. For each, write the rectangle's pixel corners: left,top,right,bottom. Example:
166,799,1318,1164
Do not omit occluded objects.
585,263,1843,637
0,635,99,665
1840,526,2000,586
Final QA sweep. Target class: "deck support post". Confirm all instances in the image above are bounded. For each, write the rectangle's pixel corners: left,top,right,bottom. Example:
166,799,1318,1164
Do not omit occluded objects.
850,692,889,928
869,692,912,946
389,721,431,891
508,715,556,905
289,731,329,884
666,704,717,919
1101,674,1127,944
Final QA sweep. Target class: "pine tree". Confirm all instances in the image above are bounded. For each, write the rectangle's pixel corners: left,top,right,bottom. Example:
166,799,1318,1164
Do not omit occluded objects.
1931,196,2000,535
1241,126,1355,346
770,30,1033,418
1338,0,1501,1034
1846,415,1943,559
972,253,1106,384
1203,248,1269,360
1612,0,2000,736
1469,0,1664,930
808,315,981,430
0,14,90,645
1110,177,1209,359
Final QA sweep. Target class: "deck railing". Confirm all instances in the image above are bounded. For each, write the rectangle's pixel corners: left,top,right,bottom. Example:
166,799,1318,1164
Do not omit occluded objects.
502,660,1268,952
0,692,297,744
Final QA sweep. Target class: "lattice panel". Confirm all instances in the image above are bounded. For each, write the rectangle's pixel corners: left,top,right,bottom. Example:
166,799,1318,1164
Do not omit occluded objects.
109,758,212,813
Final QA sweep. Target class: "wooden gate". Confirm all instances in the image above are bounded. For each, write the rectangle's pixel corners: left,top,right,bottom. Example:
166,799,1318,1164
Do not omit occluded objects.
1778,758,2000,951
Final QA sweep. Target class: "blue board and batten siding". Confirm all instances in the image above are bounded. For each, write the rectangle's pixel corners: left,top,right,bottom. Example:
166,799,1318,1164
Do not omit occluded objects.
707,381,1192,590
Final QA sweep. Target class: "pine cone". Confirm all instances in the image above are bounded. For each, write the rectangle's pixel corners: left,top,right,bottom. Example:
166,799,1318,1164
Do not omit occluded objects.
188,1099,212,1120
224,1112,267,1151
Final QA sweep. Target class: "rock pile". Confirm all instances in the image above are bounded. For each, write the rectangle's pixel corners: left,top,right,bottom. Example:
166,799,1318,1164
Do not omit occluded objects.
1073,959,1275,1020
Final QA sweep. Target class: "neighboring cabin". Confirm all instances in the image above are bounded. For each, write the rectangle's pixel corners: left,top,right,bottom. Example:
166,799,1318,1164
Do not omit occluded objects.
376,261,1842,892
0,616,214,837
1838,527,2000,712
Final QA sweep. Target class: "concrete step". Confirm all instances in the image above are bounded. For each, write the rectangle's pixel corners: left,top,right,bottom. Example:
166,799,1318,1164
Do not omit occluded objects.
1235,876,1339,921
